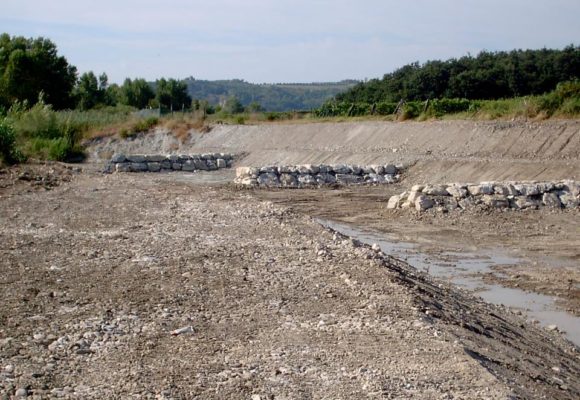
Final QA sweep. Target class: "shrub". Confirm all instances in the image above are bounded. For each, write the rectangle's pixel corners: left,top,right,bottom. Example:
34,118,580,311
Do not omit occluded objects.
429,98,472,116
375,102,397,115
9,101,61,139
135,116,159,132
0,119,24,164
399,101,422,120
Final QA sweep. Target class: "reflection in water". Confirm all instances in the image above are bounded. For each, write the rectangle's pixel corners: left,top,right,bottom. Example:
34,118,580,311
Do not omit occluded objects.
316,218,580,346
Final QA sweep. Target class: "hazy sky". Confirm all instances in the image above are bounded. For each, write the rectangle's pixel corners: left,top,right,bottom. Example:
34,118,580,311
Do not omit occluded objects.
2,0,579,84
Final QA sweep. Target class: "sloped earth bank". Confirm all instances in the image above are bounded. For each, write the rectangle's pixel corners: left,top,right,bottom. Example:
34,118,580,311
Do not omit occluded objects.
0,169,578,399
86,119,580,182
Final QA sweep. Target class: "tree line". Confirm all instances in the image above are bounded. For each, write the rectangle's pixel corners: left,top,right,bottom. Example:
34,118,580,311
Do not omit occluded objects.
0,33,191,112
337,46,580,103
0,33,355,113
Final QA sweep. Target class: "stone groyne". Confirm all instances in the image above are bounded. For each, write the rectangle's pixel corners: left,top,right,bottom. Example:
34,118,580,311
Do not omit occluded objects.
387,181,579,211
235,164,401,188
109,153,234,173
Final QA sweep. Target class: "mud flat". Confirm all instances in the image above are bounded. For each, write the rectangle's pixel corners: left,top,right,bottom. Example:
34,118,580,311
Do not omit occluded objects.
0,168,578,399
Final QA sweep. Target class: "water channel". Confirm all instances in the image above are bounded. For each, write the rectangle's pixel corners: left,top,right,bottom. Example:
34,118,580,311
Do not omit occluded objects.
316,218,580,347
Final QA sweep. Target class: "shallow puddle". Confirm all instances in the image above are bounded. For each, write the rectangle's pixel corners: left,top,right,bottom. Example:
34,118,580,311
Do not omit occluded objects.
316,218,580,346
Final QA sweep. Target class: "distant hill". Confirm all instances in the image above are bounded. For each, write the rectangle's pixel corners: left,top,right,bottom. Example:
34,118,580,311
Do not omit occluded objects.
182,78,359,111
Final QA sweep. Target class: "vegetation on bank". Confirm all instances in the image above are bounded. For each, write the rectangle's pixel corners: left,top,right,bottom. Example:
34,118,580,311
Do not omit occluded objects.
1,81,579,166
1,32,579,166
315,81,580,120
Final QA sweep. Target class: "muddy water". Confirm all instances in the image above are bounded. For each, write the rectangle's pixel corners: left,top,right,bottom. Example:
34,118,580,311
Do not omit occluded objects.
317,218,580,346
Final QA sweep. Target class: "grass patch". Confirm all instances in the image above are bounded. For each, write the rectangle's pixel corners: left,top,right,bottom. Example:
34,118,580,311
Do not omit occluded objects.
6,101,87,162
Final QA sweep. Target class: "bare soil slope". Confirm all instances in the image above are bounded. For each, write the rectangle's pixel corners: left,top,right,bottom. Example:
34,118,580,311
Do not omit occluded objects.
87,119,580,183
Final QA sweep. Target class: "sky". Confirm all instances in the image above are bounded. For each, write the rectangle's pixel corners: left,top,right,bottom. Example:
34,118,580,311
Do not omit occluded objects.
2,0,579,84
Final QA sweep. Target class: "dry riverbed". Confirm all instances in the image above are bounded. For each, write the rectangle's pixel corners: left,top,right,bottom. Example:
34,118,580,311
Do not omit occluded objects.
0,166,579,399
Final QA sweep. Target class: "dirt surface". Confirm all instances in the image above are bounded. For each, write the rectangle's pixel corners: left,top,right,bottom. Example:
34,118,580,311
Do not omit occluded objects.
1,168,579,399
253,184,580,317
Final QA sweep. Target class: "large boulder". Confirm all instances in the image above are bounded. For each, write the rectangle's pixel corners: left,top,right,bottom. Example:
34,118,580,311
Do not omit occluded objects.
111,153,126,163
182,160,196,171
559,192,579,208
542,192,562,208
130,162,148,172
332,164,351,174
513,196,539,210
407,190,422,204
144,155,166,162
336,174,362,185
423,184,449,196
296,164,320,174
384,164,397,175
147,162,161,172
126,155,146,163
467,183,494,196
350,165,363,175
514,183,540,196
365,174,385,184
216,159,227,169
315,173,336,185
239,177,257,186
384,175,397,184
206,160,218,171
257,173,280,187
370,165,385,175
482,195,509,208
387,195,402,209
194,159,209,171
236,167,259,179
278,165,296,174
259,166,277,174
297,174,316,186
279,173,298,187
115,163,131,172
415,195,434,211
446,185,468,199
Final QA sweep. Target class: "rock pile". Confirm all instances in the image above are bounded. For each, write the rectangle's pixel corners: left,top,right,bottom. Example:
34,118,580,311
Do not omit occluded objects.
109,153,234,173
388,180,580,211
235,164,401,187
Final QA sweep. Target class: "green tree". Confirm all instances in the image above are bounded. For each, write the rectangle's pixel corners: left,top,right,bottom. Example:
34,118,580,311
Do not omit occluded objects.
0,33,77,109
75,71,100,110
223,95,244,114
155,78,191,111
336,46,580,102
246,101,263,112
120,78,154,109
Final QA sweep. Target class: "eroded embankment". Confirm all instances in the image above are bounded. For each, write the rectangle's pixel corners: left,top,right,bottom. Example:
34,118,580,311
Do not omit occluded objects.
86,119,580,183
